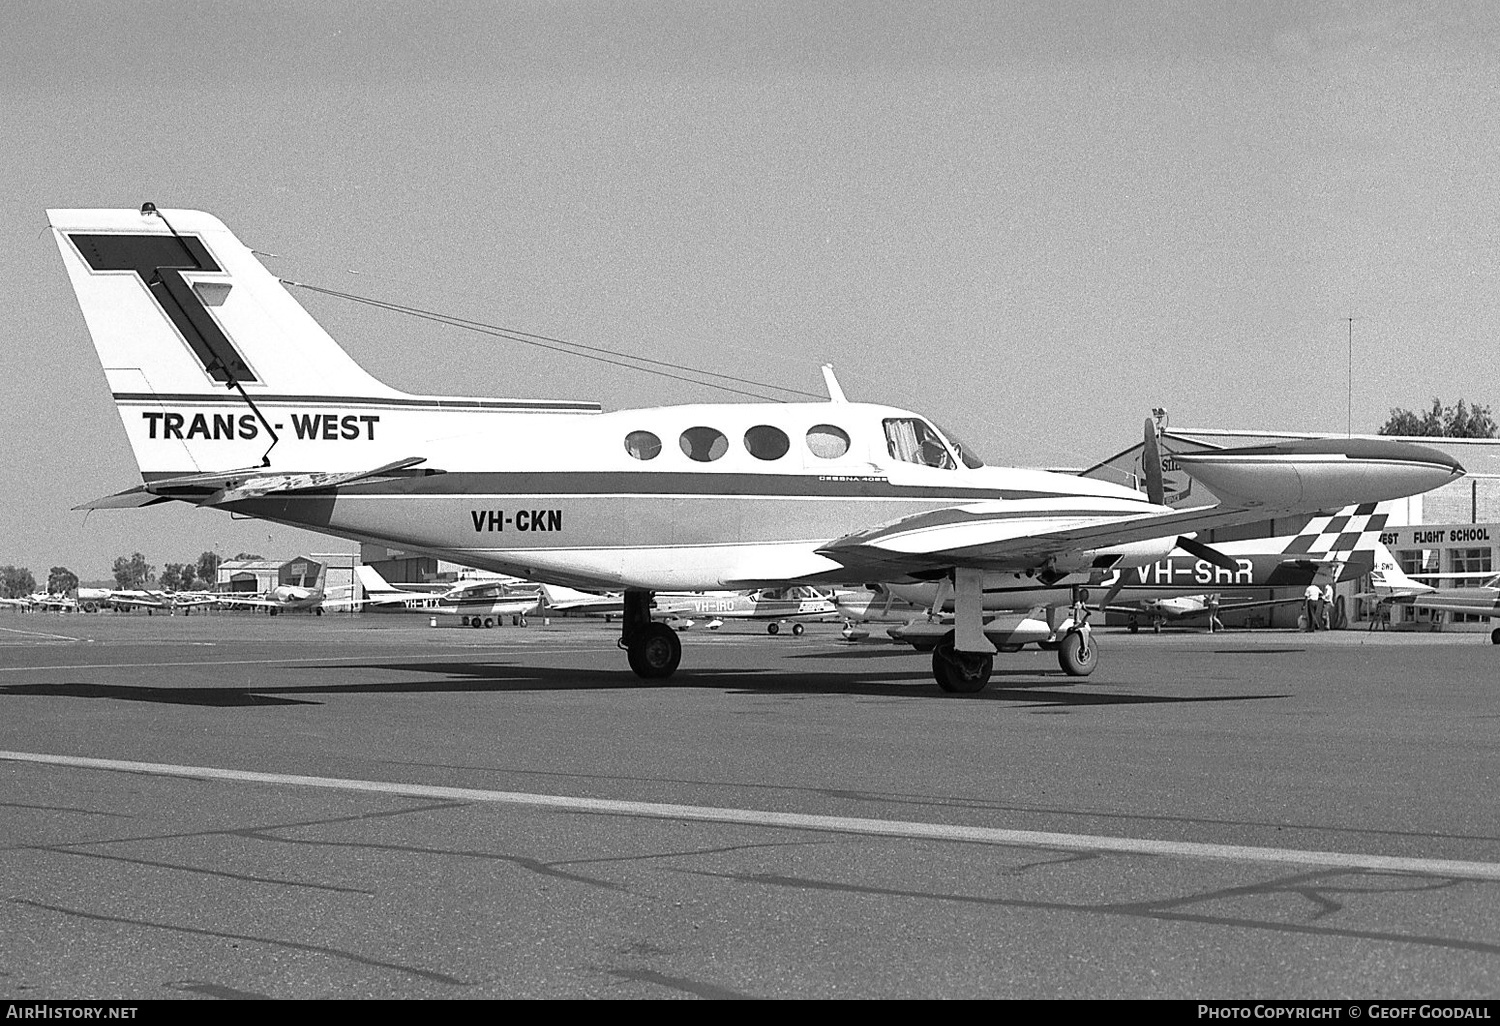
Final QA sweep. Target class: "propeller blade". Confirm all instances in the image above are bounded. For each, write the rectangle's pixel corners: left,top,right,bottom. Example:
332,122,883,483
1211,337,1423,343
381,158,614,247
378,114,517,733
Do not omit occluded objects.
1098,572,1130,610
1176,534,1239,573
1142,418,1165,505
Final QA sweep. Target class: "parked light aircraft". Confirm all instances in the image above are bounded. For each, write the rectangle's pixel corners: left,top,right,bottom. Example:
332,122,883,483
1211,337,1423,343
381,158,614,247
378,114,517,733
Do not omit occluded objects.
354,564,445,610
1362,552,1500,644
656,586,836,634
75,586,218,614
873,503,1390,646
356,564,542,625
539,582,833,634
50,206,1464,692
433,577,543,627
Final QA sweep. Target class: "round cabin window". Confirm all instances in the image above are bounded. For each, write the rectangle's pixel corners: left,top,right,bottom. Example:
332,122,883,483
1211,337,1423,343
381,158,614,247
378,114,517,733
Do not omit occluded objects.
680,426,729,462
806,424,851,459
624,430,662,460
744,425,790,461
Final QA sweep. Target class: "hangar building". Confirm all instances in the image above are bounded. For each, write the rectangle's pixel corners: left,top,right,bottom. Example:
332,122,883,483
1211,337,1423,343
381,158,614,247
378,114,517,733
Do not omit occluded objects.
216,553,358,598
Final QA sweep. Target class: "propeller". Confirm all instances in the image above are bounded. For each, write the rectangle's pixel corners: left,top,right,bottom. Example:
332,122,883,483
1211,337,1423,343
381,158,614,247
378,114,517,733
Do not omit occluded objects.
1175,534,1240,573
1142,417,1165,505
1098,572,1130,610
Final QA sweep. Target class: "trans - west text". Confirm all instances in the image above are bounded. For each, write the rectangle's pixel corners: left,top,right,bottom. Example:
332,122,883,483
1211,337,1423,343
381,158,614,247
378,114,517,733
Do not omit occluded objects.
141,411,380,441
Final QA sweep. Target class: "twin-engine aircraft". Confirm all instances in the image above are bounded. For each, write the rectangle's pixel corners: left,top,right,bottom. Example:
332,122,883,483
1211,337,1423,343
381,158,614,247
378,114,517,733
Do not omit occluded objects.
870,502,1390,644
49,206,1464,691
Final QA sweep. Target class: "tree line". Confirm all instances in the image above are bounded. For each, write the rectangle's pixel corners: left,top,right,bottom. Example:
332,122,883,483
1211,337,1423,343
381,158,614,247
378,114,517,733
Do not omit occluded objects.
0,552,264,597
1378,398,1496,438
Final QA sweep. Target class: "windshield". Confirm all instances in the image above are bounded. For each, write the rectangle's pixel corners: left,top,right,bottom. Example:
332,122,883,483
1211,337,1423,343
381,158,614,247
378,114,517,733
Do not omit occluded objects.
934,422,985,469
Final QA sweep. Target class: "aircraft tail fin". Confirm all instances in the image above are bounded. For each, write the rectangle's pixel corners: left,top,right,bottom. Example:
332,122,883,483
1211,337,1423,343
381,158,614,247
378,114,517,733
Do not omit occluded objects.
47,206,598,482
1366,545,1437,598
355,564,404,597
1278,502,1393,562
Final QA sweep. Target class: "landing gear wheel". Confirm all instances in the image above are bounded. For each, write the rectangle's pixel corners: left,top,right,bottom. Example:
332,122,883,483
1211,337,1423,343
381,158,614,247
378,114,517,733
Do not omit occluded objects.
931,630,993,694
470,618,484,629
910,640,938,652
1057,630,1097,676
461,616,470,626
483,617,494,628
767,622,780,635
315,608,323,616
627,622,682,679
791,623,804,636
1491,627,1500,645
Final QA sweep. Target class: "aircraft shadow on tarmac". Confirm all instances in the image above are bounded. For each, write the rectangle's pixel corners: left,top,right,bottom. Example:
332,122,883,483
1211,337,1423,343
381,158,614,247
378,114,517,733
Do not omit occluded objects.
0,663,1290,709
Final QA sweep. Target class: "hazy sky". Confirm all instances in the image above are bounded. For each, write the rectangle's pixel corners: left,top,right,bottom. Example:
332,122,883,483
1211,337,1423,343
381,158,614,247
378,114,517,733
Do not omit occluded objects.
3,1,1499,578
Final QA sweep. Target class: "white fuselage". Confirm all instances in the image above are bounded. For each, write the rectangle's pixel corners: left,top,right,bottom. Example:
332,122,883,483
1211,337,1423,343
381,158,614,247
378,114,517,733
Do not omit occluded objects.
149,399,1178,592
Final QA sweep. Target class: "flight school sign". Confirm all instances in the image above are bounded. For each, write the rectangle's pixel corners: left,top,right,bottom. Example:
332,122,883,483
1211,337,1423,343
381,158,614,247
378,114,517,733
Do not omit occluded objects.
1377,525,1495,548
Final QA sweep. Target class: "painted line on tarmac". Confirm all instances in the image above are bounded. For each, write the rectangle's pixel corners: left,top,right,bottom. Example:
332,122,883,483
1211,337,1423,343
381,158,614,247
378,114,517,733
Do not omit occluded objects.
0,627,84,642
6,749,1500,882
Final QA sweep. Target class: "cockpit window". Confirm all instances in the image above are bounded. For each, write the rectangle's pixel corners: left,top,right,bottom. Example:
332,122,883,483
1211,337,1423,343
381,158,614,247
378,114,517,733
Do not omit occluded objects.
934,422,985,469
883,418,955,469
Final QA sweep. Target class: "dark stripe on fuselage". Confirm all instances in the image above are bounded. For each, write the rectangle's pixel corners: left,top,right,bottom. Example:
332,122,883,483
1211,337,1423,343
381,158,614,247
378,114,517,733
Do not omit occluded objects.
838,502,1156,542
138,469,1089,502
112,392,600,412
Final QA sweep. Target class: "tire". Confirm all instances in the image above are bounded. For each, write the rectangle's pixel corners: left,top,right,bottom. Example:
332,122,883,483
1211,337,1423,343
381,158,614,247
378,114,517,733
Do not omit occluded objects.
1057,631,1098,676
930,630,993,693
461,617,470,626
1491,627,1500,645
470,619,484,629
484,618,495,628
910,640,938,652
767,622,780,635
791,623,804,636
627,622,682,679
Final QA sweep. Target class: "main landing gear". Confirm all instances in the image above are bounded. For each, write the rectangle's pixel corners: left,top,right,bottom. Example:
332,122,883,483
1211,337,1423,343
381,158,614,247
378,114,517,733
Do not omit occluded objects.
932,575,1098,693
620,590,681,679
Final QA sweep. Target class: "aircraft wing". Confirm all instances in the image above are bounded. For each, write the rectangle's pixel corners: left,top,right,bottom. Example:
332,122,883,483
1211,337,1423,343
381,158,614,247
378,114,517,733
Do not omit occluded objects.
1387,592,1500,618
816,439,1462,580
1114,595,1311,620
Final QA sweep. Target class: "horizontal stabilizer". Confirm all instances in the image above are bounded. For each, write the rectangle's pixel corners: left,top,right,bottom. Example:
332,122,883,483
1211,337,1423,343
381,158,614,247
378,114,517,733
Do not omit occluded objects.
133,457,430,505
74,487,173,510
